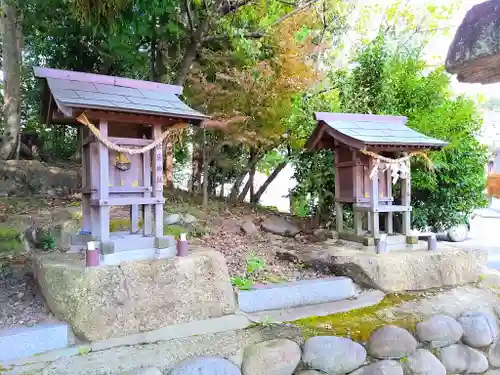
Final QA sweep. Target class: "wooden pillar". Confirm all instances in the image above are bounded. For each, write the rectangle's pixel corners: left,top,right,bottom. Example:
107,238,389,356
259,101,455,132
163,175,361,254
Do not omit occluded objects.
143,149,153,236
370,159,380,239
402,159,411,235
353,151,363,235
130,205,140,233
97,120,110,241
335,203,344,233
334,142,343,233
152,124,164,237
80,128,91,233
89,135,101,238
385,168,393,234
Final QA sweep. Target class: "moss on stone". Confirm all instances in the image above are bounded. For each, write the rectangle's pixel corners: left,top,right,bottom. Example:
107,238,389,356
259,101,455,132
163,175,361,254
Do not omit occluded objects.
0,225,23,254
291,292,421,342
0,225,20,241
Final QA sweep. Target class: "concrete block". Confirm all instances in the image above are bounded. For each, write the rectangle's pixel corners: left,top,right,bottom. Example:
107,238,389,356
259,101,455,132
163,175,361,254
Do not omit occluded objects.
237,277,356,313
100,241,115,255
70,234,93,246
155,235,176,249
363,237,375,246
101,247,177,266
406,235,418,244
0,323,69,361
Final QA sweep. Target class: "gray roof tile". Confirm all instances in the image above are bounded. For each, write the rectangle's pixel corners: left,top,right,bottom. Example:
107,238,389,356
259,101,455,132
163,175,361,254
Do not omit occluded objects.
322,117,447,147
43,74,207,121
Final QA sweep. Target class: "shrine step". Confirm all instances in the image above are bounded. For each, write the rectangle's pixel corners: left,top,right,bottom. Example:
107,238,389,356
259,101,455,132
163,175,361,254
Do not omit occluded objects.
237,277,356,313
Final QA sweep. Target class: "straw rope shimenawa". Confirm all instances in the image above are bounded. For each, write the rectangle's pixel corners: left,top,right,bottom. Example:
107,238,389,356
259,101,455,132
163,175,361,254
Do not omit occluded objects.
76,112,188,155
359,149,433,184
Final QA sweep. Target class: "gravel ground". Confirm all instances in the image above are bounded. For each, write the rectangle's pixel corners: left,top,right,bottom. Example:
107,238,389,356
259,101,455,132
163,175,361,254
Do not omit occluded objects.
198,218,328,283
0,265,58,328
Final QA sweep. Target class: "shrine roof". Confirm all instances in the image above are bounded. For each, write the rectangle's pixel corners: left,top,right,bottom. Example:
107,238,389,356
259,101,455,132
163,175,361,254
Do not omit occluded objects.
308,112,448,150
33,67,207,123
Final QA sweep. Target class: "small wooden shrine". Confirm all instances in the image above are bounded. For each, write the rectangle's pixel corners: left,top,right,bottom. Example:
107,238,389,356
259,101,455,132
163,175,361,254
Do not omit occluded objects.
33,67,207,261
306,112,447,246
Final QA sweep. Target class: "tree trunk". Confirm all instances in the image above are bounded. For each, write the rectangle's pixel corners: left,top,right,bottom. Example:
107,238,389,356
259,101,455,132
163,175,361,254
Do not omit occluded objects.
174,0,225,86
202,129,209,207
237,175,252,202
237,149,257,202
229,152,264,203
229,172,246,202
0,1,22,160
219,181,225,198
251,160,287,204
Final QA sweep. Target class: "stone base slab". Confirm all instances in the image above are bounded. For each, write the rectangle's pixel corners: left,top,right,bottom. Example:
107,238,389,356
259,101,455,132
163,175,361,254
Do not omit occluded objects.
237,277,356,313
32,250,236,341
328,247,488,292
100,246,176,266
0,323,69,361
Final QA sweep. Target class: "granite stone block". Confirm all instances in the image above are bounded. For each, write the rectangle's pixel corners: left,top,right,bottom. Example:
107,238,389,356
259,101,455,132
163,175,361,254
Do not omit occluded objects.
237,277,356,313
0,323,69,361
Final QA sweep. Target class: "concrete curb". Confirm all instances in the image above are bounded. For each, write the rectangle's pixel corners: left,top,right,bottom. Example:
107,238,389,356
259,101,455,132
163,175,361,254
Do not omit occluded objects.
0,323,69,362
0,314,251,369
237,277,356,313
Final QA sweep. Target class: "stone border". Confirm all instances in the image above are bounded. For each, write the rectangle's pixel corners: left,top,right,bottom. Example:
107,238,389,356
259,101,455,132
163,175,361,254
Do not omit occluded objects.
0,323,69,362
0,314,251,368
237,277,356,313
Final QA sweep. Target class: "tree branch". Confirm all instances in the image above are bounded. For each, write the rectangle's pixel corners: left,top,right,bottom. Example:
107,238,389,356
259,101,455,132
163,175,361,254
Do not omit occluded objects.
184,0,195,32
219,0,256,15
202,0,320,43
202,31,264,43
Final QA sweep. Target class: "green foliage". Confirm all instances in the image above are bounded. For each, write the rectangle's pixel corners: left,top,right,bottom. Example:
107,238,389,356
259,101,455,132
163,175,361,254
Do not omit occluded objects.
38,231,56,251
231,254,266,290
247,254,265,274
331,36,487,230
230,276,253,290
291,150,336,223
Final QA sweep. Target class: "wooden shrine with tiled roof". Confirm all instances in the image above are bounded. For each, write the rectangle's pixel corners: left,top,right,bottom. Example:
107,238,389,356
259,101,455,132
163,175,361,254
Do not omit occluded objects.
33,67,208,264
306,112,447,252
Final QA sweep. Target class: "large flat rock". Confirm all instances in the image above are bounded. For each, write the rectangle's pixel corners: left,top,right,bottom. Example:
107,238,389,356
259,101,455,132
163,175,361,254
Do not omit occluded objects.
326,247,487,293
32,250,236,341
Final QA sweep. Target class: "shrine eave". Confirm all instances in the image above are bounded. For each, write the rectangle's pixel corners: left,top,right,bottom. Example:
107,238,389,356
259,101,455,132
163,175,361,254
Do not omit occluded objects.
306,112,448,151
33,67,208,125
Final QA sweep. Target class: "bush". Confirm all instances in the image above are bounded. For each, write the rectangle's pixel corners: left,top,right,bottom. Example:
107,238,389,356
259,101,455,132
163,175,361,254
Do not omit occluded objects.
330,36,487,230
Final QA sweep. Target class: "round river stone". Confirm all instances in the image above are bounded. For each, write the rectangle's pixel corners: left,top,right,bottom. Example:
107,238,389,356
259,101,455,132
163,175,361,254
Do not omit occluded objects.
350,360,403,375
439,344,488,374
404,349,445,375
302,336,366,374
416,315,463,348
241,339,301,375
458,311,498,347
367,325,417,359
169,356,241,375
